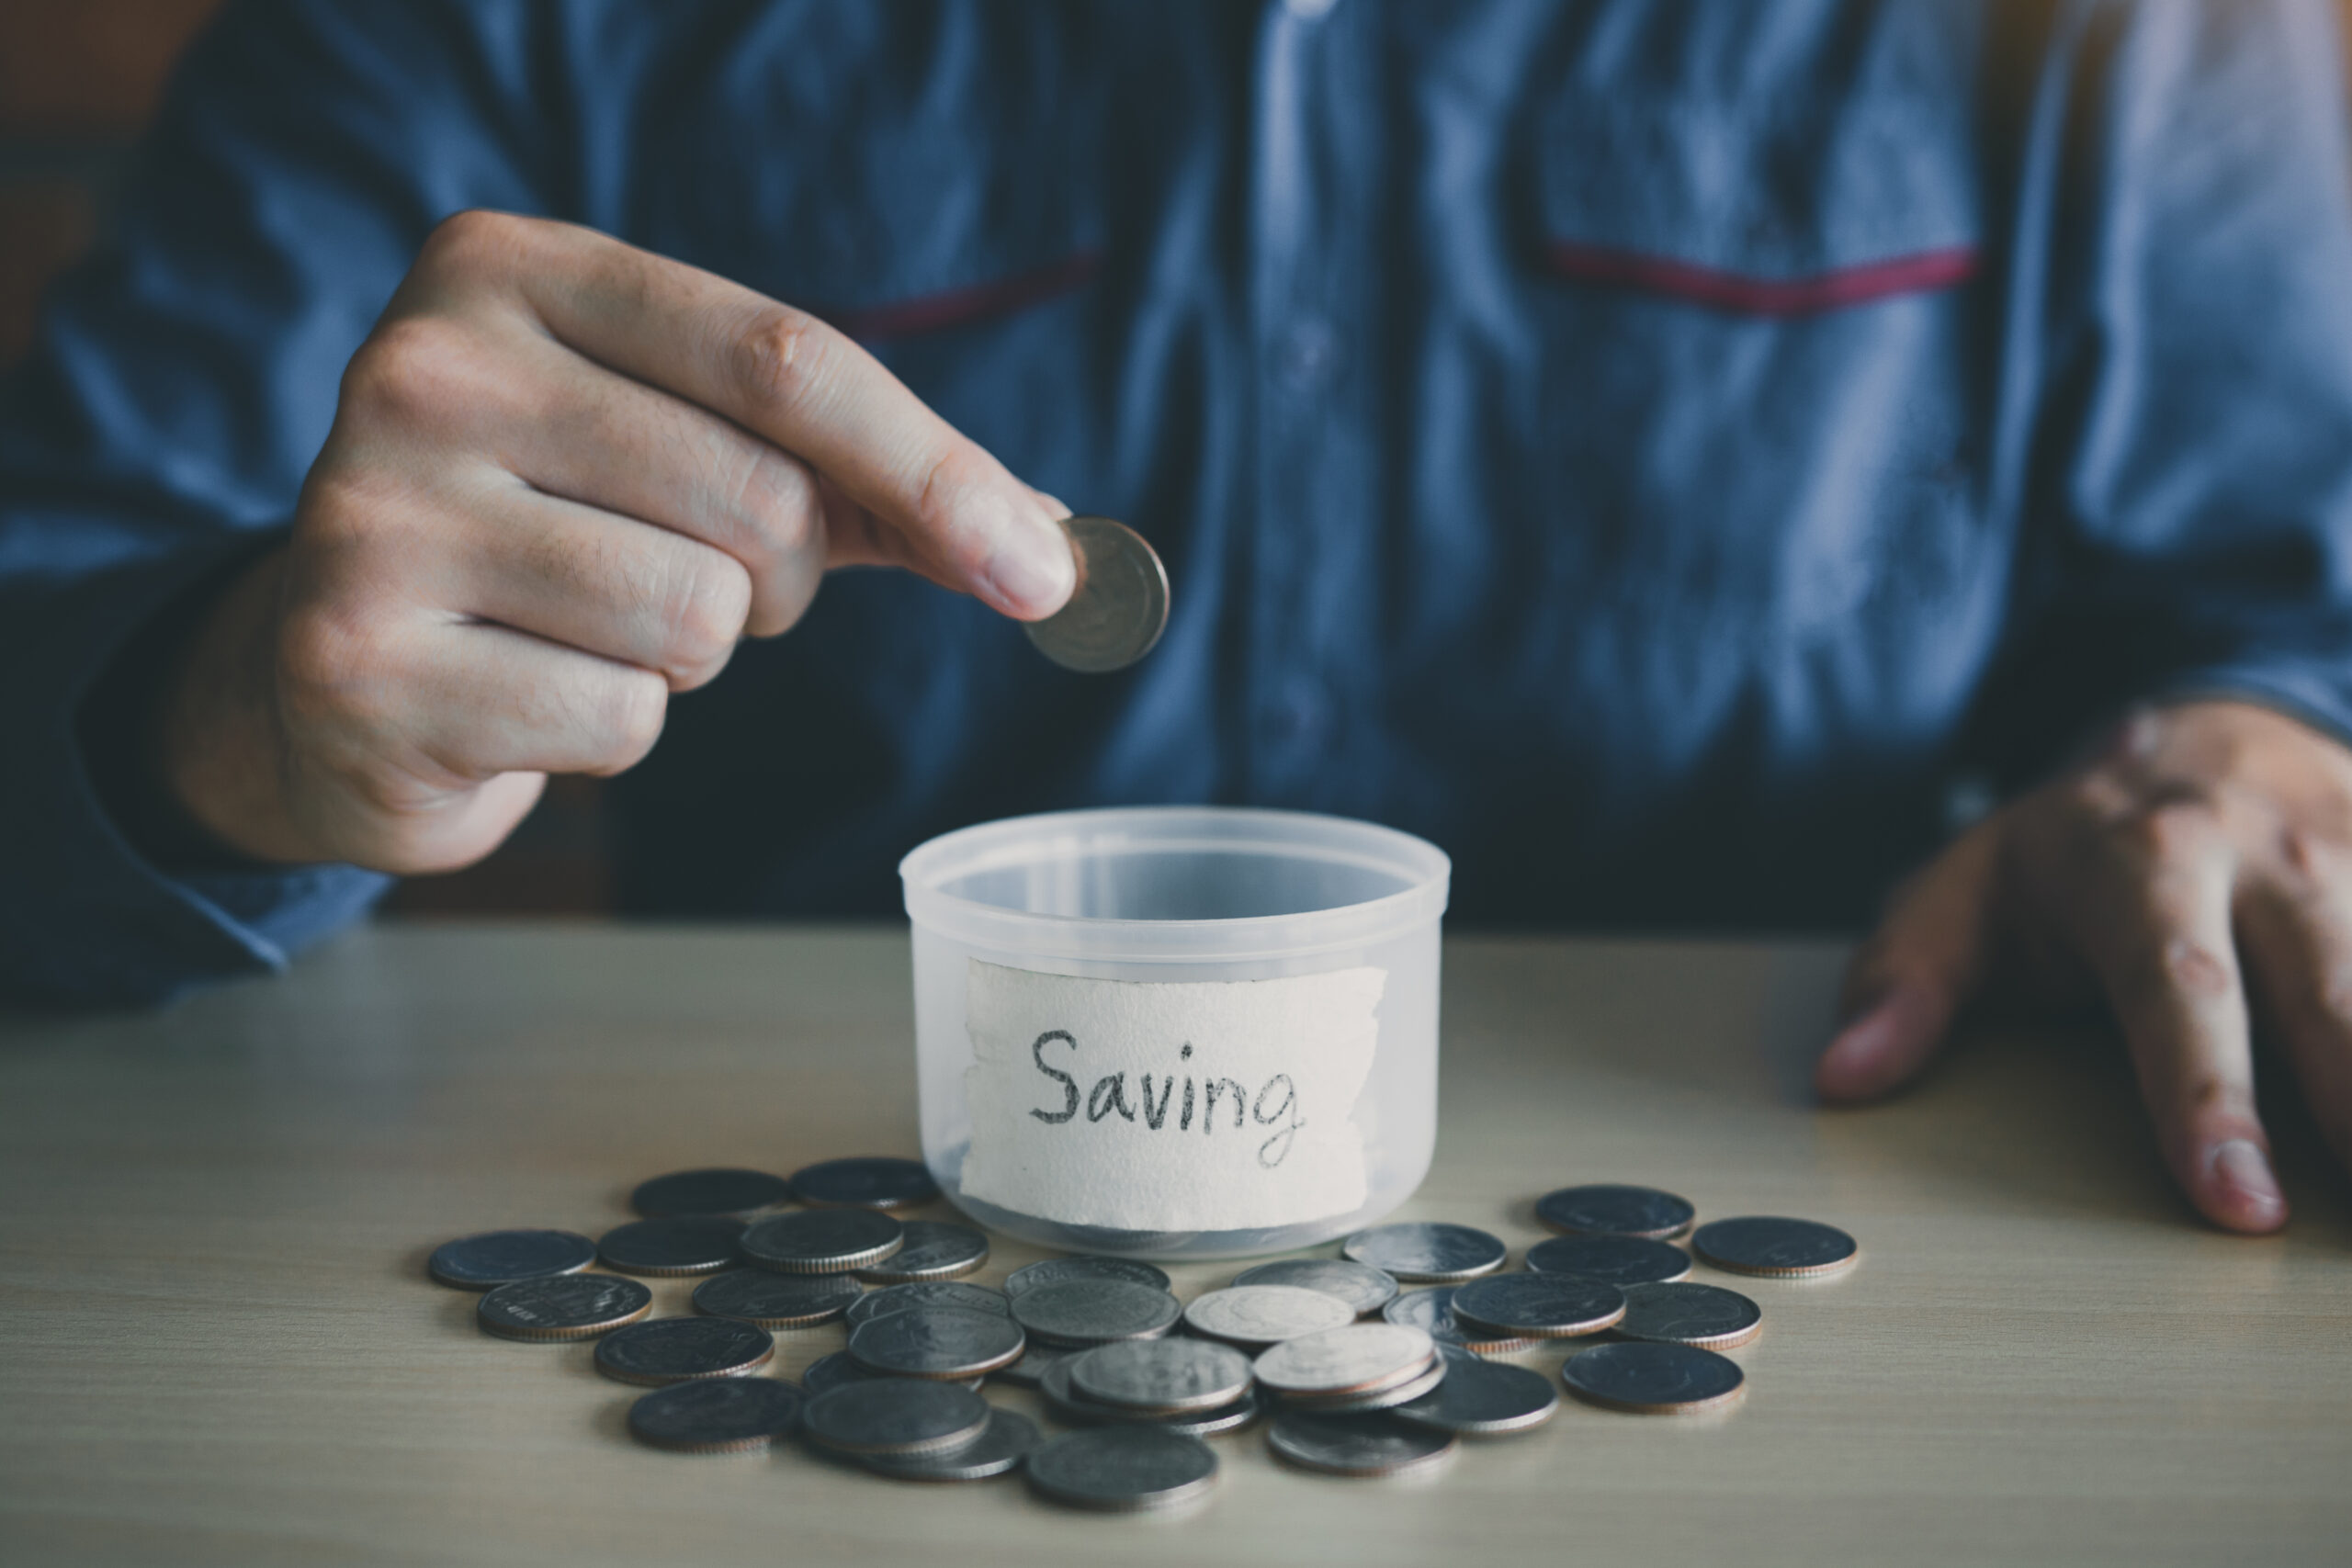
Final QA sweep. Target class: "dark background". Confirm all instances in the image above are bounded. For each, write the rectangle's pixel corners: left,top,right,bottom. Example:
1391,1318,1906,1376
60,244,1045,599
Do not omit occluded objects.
6,0,2351,919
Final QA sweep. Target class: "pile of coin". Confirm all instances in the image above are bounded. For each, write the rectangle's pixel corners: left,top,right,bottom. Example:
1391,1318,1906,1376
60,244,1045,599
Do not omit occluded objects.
428,1164,1858,1509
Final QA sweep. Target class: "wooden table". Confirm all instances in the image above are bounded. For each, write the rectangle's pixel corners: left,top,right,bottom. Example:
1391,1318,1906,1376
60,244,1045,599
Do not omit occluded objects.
3,923,2347,1566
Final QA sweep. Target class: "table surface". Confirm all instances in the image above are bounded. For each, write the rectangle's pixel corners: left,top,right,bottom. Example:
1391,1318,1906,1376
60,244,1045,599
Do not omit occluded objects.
3,923,2348,1567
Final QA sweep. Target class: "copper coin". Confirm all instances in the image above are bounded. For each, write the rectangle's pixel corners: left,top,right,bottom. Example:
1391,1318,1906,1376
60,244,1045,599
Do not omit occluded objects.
1612,1282,1763,1349
477,1273,652,1342
1691,1216,1860,1278
427,1229,596,1290
1563,1341,1746,1415
595,1215,746,1277
1534,1184,1696,1240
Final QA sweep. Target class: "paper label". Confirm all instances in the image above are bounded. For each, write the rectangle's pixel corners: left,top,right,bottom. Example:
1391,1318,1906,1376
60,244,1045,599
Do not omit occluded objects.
959,959,1386,1232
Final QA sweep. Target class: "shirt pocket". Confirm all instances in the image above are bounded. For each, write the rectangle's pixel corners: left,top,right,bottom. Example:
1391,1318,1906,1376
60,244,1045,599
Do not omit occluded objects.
1533,91,1980,314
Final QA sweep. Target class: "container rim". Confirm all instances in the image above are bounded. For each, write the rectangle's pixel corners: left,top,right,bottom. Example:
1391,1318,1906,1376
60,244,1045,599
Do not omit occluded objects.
899,806,1451,962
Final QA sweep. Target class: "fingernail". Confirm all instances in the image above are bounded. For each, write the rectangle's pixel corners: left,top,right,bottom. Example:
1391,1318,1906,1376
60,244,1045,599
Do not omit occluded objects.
982,506,1076,619
2206,1138,2286,1216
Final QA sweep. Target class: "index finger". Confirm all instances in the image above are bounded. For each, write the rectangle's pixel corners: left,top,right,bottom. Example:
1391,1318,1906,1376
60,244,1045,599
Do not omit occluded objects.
477,214,1077,620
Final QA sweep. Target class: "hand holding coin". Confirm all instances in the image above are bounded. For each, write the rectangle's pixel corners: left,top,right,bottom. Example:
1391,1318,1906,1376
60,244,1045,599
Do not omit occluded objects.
1024,516,1170,673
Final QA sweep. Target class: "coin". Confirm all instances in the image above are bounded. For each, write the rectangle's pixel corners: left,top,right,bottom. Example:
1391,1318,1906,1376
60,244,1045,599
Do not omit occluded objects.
427,1229,596,1290
1231,1258,1399,1316
1341,1223,1508,1283
1690,1216,1860,1278
1284,1352,1446,1414
787,1156,938,1210
991,1345,1068,1390
594,1215,746,1277
1037,1358,1261,1437
1009,1279,1182,1347
1069,1338,1254,1414
691,1269,863,1329
1024,1426,1218,1511
855,1221,989,1282
1448,1273,1626,1339
1562,1340,1747,1414
1022,516,1170,674
844,1280,1009,1329
594,1316,775,1386
848,1306,1027,1381
801,1350,887,1396
1613,1281,1764,1348
1252,1323,1436,1398
1267,1411,1456,1478
628,1168,792,1219
1182,1285,1355,1349
862,1409,1039,1482
1381,1288,1539,1355
1391,1346,1558,1435
740,1209,904,1274
1523,1234,1692,1286
477,1273,652,1342
628,1376,805,1454
1001,1256,1171,1298
1534,1183,1696,1240
801,1377,992,1456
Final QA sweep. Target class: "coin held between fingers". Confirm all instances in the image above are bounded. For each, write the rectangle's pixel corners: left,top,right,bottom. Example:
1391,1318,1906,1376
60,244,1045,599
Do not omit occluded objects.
1023,516,1169,673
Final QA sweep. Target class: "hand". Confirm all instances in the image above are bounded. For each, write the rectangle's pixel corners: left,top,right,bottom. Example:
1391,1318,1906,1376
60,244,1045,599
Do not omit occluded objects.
155,211,1076,872
1815,699,2352,1234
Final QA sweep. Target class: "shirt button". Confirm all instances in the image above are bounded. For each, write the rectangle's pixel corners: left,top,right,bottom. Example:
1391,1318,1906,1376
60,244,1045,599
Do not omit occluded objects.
1275,320,1340,390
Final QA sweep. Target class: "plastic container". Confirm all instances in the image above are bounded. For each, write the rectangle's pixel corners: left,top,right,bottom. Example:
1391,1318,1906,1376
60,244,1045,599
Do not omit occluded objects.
900,807,1450,1260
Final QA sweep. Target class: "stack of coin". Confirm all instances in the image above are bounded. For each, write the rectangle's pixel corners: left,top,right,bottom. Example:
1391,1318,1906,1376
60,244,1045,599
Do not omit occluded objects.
1252,1323,1446,1414
1039,1338,1261,1438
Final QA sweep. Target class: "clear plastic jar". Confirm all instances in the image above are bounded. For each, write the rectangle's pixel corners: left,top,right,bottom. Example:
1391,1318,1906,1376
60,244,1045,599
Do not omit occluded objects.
900,807,1450,1260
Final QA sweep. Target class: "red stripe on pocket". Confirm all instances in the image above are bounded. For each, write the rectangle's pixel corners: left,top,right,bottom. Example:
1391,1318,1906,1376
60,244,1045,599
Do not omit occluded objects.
1544,241,1977,316
832,251,1102,342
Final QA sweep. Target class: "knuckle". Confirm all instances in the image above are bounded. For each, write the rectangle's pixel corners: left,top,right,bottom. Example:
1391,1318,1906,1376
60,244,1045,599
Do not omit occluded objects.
662,553,752,684
415,208,522,277
729,309,831,419
2110,799,2221,864
595,672,669,769
339,317,469,428
276,601,388,728
736,446,821,560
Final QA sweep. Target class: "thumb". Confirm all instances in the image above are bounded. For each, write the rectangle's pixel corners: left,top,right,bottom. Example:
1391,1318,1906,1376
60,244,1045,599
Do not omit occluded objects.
1815,819,2000,1102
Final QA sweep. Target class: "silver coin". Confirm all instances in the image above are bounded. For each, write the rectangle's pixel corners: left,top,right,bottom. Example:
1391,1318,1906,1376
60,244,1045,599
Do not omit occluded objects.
844,1280,1009,1329
855,1221,989,1283
1252,1323,1435,1398
1690,1216,1860,1278
427,1229,596,1290
1283,1353,1446,1414
1002,1256,1171,1299
740,1209,903,1275
1381,1288,1539,1354
1341,1223,1508,1283
1038,1357,1261,1437
1024,1426,1218,1512
1563,1340,1747,1414
692,1269,863,1330
1524,1234,1692,1286
1391,1347,1558,1435
1449,1273,1626,1339
629,1168,792,1219
1009,1279,1182,1347
788,1156,938,1210
1069,1338,1254,1414
1535,1184,1696,1240
1267,1410,1456,1478
801,1350,886,1396
1231,1258,1399,1316
1614,1281,1763,1349
594,1316,775,1386
477,1273,652,1342
848,1306,1027,1380
628,1377,804,1454
1182,1285,1355,1349
862,1409,1038,1482
595,1215,746,1277
1022,516,1170,674
801,1376,992,1456
990,1345,1068,1389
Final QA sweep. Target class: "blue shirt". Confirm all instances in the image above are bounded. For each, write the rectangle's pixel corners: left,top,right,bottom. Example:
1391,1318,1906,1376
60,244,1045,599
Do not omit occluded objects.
7,0,2352,1004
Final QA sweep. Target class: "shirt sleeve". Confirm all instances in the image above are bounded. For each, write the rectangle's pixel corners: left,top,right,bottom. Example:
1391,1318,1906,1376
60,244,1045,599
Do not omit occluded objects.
1974,0,2352,780
0,0,556,1005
